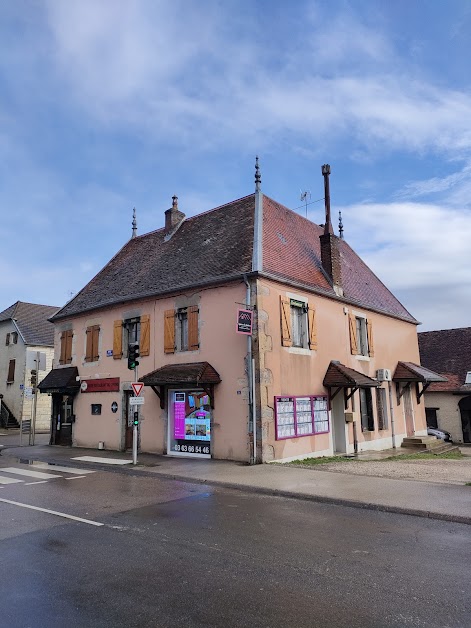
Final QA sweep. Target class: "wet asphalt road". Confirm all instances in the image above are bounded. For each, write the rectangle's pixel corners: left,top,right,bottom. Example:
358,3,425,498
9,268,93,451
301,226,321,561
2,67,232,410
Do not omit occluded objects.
0,460,469,628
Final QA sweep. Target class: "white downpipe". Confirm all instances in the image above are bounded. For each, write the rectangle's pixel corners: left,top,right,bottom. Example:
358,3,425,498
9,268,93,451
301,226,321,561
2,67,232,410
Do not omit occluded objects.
252,357,256,464
388,381,396,448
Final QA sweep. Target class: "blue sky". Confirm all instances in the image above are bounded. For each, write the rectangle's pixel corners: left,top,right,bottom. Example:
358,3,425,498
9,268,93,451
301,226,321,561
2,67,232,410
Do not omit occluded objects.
1,0,470,331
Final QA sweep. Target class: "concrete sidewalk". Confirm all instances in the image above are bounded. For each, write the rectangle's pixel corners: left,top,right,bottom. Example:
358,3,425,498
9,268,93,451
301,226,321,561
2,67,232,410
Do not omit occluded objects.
2,444,470,525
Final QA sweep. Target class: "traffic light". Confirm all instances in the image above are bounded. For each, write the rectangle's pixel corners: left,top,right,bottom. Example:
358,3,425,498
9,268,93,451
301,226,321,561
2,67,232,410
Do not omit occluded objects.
127,342,140,370
133,411,139,426
30,369,37,387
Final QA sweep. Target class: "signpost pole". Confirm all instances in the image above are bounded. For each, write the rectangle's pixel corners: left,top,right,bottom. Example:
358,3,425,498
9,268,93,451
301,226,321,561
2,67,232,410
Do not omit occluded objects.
132,365,138,466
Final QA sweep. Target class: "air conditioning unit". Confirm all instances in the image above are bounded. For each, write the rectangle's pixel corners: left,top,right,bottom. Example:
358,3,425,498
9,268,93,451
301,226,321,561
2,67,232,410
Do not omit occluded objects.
376,368,392,382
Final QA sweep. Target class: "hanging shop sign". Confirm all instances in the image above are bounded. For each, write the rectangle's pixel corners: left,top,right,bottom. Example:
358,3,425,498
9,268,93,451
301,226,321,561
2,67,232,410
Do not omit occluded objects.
236,308,253,335
80,378,120,393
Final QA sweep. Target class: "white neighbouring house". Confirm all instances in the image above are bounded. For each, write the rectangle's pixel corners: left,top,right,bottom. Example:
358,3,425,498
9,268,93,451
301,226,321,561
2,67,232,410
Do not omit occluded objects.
0,301,58,432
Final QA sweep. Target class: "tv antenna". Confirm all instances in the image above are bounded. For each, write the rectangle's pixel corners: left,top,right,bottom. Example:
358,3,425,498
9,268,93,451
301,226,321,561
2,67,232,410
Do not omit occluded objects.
300,190,311,218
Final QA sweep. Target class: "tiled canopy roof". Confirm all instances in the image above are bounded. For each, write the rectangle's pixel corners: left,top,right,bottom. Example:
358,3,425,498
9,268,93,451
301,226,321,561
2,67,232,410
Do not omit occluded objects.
323,361,378,388
392,361,447,384
38,367,80,392
418,328,471,393
51,192,416,324
140,362,221,386
0,301,59,346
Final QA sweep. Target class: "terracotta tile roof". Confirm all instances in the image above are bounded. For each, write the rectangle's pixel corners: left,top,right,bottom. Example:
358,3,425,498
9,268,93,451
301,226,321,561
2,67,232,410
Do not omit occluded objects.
323,361,378,388
52,191,416,324
52,195,256,320
38,366,80,392
418,328,471,392
392,361,447,383
262,196,416,322
140,362,221,386
0,301,59,346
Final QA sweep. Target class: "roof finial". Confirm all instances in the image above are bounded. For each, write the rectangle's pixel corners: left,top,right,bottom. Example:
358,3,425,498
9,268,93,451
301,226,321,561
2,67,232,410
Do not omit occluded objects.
339,210,344,239
131,207,137,238
255,156,261,192
321,164,334,235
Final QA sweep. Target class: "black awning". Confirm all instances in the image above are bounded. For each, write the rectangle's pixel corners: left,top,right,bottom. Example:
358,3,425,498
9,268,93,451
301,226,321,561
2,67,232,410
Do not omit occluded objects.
393,362,447,383
38,367,80,393
323,361,378,388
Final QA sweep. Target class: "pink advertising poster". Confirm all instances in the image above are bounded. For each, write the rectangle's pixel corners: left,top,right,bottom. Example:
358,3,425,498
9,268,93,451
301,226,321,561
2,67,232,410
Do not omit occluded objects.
174,393,186,439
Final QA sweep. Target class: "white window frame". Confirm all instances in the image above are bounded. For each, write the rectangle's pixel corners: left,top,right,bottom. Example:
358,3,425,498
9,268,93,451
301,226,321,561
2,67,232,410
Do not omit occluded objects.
286,292,311,354
352,310,370,360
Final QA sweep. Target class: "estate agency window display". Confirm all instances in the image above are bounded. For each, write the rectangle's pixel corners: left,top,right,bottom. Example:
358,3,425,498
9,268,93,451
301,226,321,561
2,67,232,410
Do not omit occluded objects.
168,391,212,458
275,395,329,440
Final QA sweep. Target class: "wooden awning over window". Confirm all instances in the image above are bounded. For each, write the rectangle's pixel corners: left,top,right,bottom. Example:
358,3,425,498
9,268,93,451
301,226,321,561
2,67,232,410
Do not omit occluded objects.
38,367,80,394
140,362,221,409
323,361,378,402
393,362,447,403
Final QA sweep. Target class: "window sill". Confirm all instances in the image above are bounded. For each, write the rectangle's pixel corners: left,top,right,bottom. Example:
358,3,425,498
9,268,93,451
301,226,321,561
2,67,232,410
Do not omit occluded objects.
276,430,330,441
287,347,312,356
355,355,370,362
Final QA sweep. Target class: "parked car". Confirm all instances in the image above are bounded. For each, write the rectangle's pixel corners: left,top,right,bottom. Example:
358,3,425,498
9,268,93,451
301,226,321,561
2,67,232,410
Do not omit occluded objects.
427,427,453,442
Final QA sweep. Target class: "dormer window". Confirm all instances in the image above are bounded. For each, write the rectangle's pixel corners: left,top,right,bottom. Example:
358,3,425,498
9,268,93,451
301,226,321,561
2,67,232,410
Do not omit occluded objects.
466,372,471,385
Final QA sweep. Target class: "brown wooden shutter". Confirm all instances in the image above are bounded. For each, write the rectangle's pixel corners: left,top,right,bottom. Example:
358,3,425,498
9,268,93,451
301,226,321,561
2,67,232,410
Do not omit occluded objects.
367,320,375,357
92,326,100,361
7,359,15,382
85,327,93,362
113,320,123,359
140,314,150,356
349,314,359,355
188,305,199,351
164,310,175,354
308,304,318,350
65,330,73,364
5,333,10,346
280,296,292,347
59,331,66,365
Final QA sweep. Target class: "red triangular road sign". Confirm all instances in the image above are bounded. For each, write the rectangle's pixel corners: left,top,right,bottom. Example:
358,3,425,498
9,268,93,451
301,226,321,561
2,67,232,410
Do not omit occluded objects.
131,382,144,397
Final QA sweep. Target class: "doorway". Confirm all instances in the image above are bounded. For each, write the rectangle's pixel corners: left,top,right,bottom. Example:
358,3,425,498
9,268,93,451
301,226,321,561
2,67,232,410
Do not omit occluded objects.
123,391,134,450
459,397,471,443
51,395,74,446
403,386,415,437
331,393,347,453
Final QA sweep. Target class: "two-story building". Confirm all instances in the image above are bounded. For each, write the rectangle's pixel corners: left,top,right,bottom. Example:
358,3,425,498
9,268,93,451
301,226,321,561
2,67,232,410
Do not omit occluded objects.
0,301,58,432
39,162,440,462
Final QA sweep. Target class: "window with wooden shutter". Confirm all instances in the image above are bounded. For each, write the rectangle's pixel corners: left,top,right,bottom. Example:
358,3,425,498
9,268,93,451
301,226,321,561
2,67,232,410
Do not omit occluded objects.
367,320,374,357
308,304,317,350
188,305,199,351
140,314,150,356
5,333,10,346
85,325,100,362
113,320,123,359
164,310,175,354
7,359,15,383
349,314,359,355
360,388,374,431
280,296,292,347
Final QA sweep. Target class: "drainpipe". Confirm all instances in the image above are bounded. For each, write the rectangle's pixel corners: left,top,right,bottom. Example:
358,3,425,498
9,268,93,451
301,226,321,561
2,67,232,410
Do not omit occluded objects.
388,381,396,448
243,274,256,464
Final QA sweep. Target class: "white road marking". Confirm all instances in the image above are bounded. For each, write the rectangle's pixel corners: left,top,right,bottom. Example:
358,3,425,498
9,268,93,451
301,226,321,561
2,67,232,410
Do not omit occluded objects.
65,476,87,481
0,475,24,485
0,498,104,526
72,456,133,465
32,464,96,475
0,467,62,479
24,481,49,486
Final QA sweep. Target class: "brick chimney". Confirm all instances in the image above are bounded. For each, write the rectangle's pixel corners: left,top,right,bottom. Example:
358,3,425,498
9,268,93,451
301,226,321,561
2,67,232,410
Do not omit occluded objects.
165,195,185,236
319,165,343,293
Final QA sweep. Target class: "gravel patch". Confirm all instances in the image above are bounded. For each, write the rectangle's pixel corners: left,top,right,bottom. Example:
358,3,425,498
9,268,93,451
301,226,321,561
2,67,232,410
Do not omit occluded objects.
311,458,471,485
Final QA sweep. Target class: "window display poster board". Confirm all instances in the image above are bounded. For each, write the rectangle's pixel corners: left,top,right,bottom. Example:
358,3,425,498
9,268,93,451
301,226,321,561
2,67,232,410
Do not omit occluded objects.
171,391,211,456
